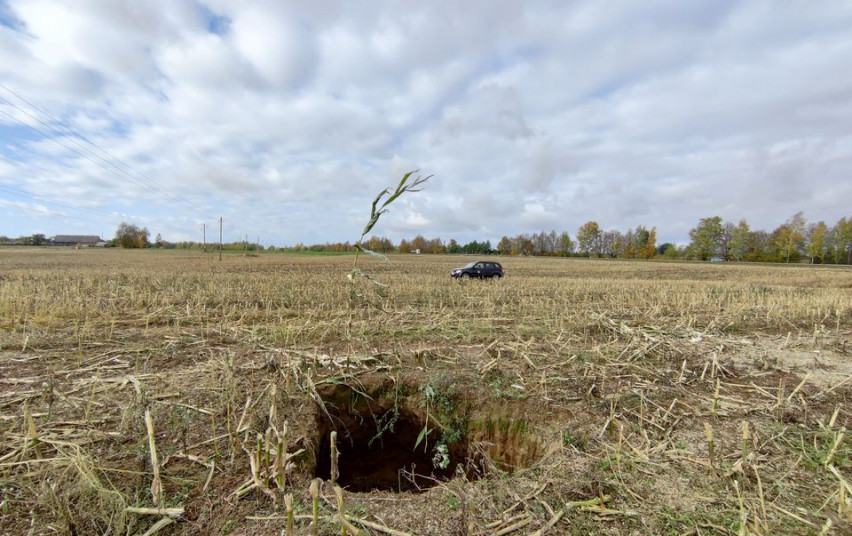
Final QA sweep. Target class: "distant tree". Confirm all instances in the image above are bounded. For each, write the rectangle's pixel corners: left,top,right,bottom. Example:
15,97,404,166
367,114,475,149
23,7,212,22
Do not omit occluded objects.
828,217,852,264
154,233,163,248
497,236,512,255
749,230,773,262
447,238,461,254
728,220,750,261
772,212,807,263
425,237,444,254
638,227,657,259
558,232,574,256
545,230,558,254
688,216,724,260
410,235,427,253
30,233,47,246
602,229,621,258
661,243,679,259
576,221,601,256
115,222,150,248
398,238,412,254
657,243,674,256
719,221,734,260
806,221,827,264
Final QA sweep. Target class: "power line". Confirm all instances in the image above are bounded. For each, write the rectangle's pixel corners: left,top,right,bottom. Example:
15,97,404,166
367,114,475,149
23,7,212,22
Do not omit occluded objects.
0,84,198,211
0,182,128,222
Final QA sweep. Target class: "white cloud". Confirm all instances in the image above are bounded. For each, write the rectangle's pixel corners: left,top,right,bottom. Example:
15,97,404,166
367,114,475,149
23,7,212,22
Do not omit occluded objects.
1,0,851,245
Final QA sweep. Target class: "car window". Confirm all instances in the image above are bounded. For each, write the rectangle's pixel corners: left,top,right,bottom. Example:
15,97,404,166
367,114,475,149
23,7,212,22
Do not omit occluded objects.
463,262,476,268
474,263,483,269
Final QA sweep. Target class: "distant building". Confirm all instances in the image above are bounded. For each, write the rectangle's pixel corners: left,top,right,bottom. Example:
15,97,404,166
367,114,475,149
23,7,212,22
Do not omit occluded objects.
51,235,105,247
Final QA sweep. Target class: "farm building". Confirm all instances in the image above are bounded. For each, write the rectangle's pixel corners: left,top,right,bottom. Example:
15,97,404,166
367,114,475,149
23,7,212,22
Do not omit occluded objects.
51,235,106,247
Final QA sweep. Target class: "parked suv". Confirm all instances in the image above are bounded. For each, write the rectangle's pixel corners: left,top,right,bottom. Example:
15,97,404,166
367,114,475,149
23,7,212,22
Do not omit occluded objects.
451,261,504,279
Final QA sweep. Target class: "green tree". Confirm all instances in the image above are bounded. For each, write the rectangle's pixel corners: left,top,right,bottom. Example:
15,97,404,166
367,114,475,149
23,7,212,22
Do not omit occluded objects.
657,243,674,255
662,244,680,259
558,232,574,256
576,221,601,256
688,216,724,260
115,222,149,248
728,219,750,261
828,217,852,264
30,233,47,246
806,221,827,264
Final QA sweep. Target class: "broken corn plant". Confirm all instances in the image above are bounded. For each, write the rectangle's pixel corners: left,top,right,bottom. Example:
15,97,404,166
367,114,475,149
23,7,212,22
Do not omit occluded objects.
349,170,430,284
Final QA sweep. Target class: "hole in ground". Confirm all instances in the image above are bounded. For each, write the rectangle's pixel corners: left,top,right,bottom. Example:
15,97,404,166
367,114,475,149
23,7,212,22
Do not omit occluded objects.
314,392,466,492
311,379,542,492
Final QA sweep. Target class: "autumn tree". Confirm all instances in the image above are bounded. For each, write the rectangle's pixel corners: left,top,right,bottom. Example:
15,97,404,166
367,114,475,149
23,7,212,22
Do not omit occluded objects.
497,236,512,255
772,212,806,263
410,235,427,253
576,221,601,257
115,222,149,248
638,227,657,259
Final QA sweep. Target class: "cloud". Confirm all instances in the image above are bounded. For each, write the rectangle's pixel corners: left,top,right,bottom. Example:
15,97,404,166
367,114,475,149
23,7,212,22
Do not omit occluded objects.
1,0,851,246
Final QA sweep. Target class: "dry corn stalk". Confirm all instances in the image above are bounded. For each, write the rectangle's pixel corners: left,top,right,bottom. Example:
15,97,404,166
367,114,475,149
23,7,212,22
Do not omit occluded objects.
145,408,163,506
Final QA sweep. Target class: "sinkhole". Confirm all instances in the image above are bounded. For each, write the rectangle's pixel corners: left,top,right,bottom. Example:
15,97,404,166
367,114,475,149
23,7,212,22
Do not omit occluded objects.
311,379,542,493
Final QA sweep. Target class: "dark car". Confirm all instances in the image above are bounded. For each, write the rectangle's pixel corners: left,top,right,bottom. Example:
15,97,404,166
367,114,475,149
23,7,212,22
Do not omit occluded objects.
451,261,504,279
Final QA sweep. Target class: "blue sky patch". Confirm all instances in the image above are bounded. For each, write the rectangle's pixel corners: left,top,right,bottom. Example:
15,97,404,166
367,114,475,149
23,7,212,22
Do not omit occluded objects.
199,4,231,36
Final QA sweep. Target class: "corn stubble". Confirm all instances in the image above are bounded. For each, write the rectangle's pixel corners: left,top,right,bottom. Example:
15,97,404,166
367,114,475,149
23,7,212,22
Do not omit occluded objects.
0,247,851,535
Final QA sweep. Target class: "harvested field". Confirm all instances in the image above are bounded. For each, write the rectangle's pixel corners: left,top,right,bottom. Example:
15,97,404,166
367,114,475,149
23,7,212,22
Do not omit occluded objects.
1,248,850,535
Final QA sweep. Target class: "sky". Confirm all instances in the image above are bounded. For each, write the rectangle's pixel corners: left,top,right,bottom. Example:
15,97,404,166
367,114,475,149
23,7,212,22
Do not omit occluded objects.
1,0,851,247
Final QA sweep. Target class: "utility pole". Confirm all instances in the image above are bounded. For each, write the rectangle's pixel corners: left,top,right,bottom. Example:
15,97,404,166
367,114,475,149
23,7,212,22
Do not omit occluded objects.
219,217,223,261
202,223,206,252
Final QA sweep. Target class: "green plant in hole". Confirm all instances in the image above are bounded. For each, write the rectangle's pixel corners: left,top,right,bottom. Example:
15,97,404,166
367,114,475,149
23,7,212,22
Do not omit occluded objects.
415,380,468,470
369,381,404,448
432,444,450,470
415,383,436,453
445,493,461,511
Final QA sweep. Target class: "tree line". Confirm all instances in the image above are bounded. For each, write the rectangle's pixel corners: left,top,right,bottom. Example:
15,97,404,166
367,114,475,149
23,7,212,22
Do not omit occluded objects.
682,213,851,264
6,213,851,264
291,212,852,264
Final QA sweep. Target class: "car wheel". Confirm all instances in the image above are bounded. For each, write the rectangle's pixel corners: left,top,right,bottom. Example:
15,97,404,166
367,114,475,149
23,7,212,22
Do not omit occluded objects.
461,273,471,279
492,274,502,280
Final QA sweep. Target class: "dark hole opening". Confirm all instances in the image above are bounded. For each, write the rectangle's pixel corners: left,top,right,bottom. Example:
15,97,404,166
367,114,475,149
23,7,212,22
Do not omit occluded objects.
315,406,468,492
